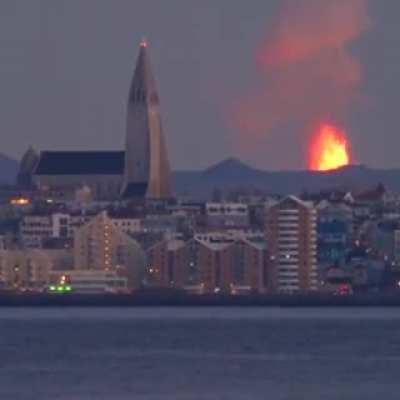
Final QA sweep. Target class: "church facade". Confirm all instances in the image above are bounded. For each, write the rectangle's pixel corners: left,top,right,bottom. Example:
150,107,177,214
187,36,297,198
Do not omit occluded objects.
22,41,172,201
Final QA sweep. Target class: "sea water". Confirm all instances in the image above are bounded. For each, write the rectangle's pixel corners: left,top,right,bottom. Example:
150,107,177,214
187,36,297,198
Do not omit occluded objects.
0,307,399,400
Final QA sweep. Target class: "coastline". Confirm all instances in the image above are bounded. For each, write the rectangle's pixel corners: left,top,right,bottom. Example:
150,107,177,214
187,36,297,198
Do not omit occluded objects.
1,291,400,307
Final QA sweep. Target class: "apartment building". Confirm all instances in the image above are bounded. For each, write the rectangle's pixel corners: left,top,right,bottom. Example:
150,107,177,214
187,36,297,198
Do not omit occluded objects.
266,196,318,292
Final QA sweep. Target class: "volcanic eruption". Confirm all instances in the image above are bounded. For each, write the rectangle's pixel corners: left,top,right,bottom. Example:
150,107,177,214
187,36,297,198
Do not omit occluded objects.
230,0,370,169
309,124,351,171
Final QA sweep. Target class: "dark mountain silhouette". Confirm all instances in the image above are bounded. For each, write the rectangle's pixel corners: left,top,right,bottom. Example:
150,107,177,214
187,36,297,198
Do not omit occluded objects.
0,153,18,184
173,159,400,199
3,154,400,199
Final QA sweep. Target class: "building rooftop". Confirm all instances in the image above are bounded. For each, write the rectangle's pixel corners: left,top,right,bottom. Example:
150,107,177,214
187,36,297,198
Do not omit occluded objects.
355,183,386,203
35,151,125,176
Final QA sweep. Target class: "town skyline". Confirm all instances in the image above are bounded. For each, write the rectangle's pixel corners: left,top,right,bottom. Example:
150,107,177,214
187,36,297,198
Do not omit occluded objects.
2,3,400,399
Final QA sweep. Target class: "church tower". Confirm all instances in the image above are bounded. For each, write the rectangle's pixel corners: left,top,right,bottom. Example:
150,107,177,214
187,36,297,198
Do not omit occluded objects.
121,40,172,199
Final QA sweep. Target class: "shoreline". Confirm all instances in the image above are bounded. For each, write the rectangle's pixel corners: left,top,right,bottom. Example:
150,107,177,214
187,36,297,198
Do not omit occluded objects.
0,292,400,307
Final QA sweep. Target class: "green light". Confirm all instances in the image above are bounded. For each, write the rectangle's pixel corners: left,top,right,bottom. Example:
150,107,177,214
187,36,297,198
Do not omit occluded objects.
48,284,73,294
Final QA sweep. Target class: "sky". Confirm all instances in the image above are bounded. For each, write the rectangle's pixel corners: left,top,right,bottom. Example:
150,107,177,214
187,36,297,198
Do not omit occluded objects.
1,0,400,171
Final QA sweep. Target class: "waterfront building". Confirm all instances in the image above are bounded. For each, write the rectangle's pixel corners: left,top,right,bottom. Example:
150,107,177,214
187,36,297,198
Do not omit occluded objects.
195,237,234,294
351,264,369,293
74,211,146,289
0,249,52,290
142,232,269,294
321,264,352,295
265,196,318,293
48,270,129,294
194,237,269,294
144,237,233,293
230,238,269,294
145,239,186,288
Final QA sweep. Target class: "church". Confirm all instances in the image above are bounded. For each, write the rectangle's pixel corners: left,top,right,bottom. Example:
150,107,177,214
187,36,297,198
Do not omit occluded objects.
19,41,172,201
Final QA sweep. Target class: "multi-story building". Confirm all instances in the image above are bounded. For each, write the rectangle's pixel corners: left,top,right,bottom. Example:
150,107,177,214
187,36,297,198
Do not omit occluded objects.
20,214,53,248
0,249,53,290
145,239,186,288
109,215,142,235
265,196,318,293
230,239,269,294
142,214,182,235
194,229,264,244
366,220,399,261
195,238,234,294
316,201,353,267
205,202,249,229
20,211,94,248
144,236,269,295
74,211,146,290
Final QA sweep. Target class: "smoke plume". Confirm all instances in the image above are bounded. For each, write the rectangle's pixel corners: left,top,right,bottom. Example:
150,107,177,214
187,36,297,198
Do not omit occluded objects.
230,0,370,168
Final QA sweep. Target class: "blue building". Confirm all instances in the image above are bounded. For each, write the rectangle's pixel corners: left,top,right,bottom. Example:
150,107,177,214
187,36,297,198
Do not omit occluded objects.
317,201,353,267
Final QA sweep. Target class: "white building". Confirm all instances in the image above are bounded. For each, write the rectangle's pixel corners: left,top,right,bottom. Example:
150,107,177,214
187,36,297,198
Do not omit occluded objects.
49,270,129,294
20,214,53,248
194,229,264,244
20,212,90,248
110,216,142,235
205,202,249,228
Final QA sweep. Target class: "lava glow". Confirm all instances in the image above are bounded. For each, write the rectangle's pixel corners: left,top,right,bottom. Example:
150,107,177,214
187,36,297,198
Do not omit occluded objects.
309,124,350,171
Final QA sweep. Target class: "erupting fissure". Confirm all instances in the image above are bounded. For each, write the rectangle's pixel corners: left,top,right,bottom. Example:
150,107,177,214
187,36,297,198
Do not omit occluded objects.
309,124,350,171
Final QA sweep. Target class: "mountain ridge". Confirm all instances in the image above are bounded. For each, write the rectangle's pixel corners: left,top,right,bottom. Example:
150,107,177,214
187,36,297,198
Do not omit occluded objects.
173,159,400,198
0,153,19,184
4,154,400,198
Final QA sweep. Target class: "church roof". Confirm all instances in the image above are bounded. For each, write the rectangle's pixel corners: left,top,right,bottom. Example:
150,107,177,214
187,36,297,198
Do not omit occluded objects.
35,151,124,175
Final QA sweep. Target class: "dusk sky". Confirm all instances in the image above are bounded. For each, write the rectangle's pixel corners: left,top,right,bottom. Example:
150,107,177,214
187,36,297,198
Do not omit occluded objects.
1,0,400,170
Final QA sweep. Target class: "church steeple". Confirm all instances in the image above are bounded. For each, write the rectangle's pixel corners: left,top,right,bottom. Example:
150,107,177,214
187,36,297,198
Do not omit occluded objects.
128,40,159,106
121,41,172,199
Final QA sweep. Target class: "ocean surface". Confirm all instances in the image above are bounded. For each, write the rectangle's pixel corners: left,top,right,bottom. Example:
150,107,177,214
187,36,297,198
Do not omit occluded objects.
0,307,399,400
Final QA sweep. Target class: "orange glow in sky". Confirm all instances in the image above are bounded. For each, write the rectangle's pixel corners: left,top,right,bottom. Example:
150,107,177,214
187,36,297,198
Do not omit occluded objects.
309,124,350,171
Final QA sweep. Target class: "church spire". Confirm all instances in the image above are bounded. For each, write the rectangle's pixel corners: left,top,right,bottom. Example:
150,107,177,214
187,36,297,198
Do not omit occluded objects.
128,40,159,106
121,41,172,199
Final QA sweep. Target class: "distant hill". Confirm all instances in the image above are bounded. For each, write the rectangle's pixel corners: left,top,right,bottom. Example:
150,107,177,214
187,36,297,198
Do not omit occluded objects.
0,153,18,184
172,158,400,199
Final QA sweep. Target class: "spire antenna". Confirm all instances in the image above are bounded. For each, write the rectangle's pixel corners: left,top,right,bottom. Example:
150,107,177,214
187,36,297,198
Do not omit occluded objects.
140,37,148,48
